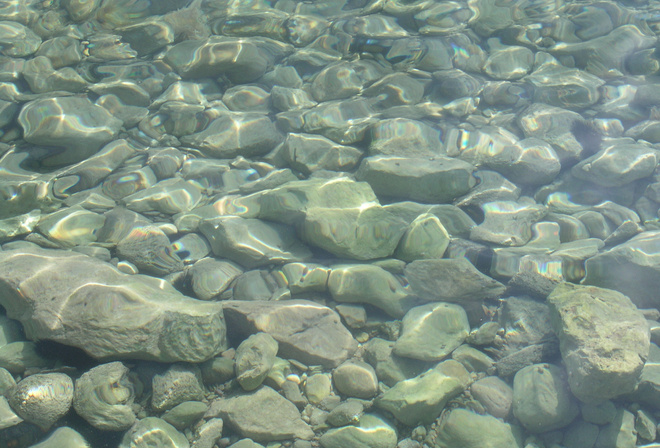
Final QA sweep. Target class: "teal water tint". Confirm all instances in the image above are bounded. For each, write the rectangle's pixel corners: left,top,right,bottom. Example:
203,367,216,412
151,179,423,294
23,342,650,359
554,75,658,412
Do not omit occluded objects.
0,0,659,446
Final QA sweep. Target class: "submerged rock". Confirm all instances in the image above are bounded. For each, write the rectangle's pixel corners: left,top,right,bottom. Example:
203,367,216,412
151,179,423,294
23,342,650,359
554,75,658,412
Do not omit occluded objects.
223,299,357,368
547,283,650,403
206,386,314,442
582,230,660,309
18,97,122,166
432,408,522,448
73,362,136,431
119,417,189,448
394,302,469,362
0,247,227,363
512,363,579,433
7,373,73,431
320,413,397,448
356,155,476,203
404,258,506,302
375,360,469,426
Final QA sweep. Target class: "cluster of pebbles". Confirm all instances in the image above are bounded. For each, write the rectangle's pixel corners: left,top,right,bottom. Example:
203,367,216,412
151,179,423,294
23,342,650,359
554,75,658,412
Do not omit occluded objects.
1,0,660,447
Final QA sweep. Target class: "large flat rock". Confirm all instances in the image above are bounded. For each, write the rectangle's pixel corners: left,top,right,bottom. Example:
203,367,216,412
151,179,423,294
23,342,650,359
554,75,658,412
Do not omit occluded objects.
222,299,357,368
0,246,227,363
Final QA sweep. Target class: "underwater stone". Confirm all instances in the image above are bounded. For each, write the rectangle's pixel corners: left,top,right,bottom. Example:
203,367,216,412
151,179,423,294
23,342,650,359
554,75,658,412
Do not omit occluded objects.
231,269,289,302
331,360,378,399
22,56,86,94
36,205,105,248
326,400,364,427
571,143,658,187
181,112,283,159
320,413,397,448
18,97,122,166
73,362,136,431
7,373,73,431
328,264,418,318
27,426,90,448
301,98,375,144
161,401,208,431
223,85,271,113
206,386,314,442
550,25,656,77
483,138,561,186
258,178,378,225
311,61,366,102
582,230,660,309
281,262,329,294
164,36,281,82
470,200,547,247
512,363,579,433
235,332,279,391
301,204,407,260
394,302,469,362
384,202,476,238
483,45,533,80
454,170,521,209
119,417,189,448
0,21,40,57
116,225,184,276
122,178,203,215
119,19,175,56
0,341,50,374
200,216,311,269
368,118,442,157
405,258,506,303
470,376,513,419
152,364,205,412
375,360,469,426
432,408,522,448
395,213,450,262
525,55,604,109
281,132,363,175
189,258,243,300
547,283,650,403
0,247,227,363
356,155,475,203
363,73,425,109
518,103,585,163
223,299,357,368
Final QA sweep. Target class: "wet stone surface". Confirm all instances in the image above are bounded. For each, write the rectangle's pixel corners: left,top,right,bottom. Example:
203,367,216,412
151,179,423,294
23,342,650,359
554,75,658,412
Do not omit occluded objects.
0,0,660,447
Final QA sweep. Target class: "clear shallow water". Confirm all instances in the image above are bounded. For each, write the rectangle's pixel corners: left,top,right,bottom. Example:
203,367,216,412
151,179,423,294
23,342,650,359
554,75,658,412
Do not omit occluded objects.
0,0,660,447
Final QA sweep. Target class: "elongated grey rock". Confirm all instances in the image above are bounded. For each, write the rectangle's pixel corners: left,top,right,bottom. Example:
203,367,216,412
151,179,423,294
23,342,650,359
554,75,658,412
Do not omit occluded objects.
404,258,506,302
0,247,227,363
